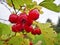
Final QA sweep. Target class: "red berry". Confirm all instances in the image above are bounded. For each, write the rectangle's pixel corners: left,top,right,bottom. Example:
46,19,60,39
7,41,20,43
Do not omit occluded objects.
17,13,28,24
35,28,41,35
17,13,33,26
28,9,39,20
24,25,33,33
12,24,23,32
30,41,33,45
9,14,18,23
31,30,36,35
26,17,33,26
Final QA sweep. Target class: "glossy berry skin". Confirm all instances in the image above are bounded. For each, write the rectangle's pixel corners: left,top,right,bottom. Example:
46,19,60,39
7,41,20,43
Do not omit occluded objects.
35,28,41,35
26,17,33,26
24,25,33,33
17,13,33,26
31,30,36,35
12,24,23,32
17,13,28,24
28,9,39,20
9,14,18,23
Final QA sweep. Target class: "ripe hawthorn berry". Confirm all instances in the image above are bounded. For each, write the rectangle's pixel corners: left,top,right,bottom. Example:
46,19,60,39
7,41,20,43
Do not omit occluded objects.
31,30,36,35
24,25,33,33
28,9,39,20
17,13,33,26
12,24,23,32
17,13,27,24
26,17,33,26
34,28,41,35
9,14,18,23
30,41,33,45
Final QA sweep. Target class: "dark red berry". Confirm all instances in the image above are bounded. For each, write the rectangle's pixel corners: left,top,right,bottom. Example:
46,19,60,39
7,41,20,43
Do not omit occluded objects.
30,41,33,45
12,24,23,32
31,30,36,35
28,9,39,20
17,13,28,24
17,13,33,26
9,14,18,23
26,17,33,26
35,28,41,35
24,25,33,33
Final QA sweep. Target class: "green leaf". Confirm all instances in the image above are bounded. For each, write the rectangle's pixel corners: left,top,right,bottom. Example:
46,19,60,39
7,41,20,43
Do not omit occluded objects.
57,33,60,45
0,23,12,35
27,3,35,9
33,34,46,45
6,0,32,9
8,36,23,45
33,22,57,45
27,32,35,40
44,0,55,2
23,38,30,45
39,2,60,12
0,29,2,37
24,0,32,5
6,0,24,9
0,41,3,45
0,23,15,40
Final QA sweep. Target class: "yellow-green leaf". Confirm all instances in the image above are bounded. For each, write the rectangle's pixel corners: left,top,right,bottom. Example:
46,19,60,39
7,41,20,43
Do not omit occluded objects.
33,22,57,45
39,2,60,12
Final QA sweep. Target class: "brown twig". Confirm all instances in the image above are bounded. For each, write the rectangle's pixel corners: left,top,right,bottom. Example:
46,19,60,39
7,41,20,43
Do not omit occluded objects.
11,0,16,14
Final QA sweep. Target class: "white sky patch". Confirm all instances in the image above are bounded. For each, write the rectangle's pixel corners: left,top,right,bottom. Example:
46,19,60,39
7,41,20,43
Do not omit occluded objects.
37,7,59,25
54,0,60,5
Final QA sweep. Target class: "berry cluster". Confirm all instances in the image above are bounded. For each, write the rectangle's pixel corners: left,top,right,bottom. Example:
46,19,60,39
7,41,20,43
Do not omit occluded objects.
9,9,41,35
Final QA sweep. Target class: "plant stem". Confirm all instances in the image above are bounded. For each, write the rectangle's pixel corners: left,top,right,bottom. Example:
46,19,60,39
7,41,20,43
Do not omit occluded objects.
11,0,16,14
16,6,25,14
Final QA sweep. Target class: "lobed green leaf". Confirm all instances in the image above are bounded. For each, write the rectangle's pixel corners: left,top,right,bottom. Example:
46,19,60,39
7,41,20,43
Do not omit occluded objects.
33,22,58,45
39,2,60,12
8,36,23,45
6,0,32,9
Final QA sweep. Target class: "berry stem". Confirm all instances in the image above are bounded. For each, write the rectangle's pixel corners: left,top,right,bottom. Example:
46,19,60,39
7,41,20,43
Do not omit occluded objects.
16,6,25,14
11,0,17,14
33,21,40,27
16,6,22,14
1,2,12,13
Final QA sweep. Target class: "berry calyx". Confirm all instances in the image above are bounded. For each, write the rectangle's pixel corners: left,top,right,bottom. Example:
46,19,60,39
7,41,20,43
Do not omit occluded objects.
28,9,39,20
12,24,23,32
17,13,28,24
17,13,33,26
9,14,18,23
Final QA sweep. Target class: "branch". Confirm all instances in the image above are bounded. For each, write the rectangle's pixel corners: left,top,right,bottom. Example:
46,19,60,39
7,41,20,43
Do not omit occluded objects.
16,6,22,14
16,6,26,14
11,0,16,14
